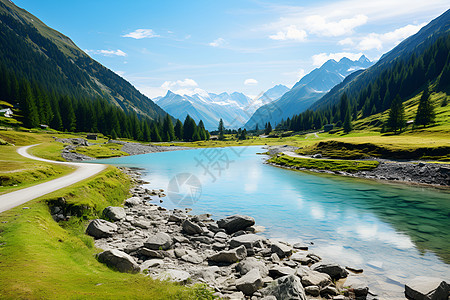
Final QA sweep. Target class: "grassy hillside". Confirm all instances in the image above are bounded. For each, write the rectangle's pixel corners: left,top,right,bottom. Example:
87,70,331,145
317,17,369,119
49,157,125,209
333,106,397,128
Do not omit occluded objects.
0,145,73,195
0,167,212,299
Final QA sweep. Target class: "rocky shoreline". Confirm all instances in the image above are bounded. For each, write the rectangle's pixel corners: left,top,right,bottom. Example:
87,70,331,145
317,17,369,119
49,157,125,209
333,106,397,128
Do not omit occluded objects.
266,145,450,187
79,168,449,300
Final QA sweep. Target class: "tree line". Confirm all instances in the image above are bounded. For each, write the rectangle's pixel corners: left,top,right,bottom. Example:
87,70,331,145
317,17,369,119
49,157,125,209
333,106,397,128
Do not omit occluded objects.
0,64,209,142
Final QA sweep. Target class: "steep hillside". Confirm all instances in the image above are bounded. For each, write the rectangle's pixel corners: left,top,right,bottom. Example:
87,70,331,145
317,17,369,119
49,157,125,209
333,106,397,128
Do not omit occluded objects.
311,9,450,111
0,0,166,120
245,56,372,130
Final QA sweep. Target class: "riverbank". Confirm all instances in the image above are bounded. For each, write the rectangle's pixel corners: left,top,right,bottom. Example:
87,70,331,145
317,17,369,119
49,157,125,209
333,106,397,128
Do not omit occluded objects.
266,145,450,187
0,166,211,299
85,167,449,300
55,138,193,161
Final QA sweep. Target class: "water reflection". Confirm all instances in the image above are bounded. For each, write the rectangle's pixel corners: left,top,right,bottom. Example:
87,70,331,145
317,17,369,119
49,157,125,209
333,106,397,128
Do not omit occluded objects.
93,146,450,297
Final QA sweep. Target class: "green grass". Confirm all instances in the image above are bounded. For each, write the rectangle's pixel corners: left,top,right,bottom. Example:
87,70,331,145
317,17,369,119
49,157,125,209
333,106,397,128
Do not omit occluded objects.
269,153,380,173
296,139,450,161
0,167,214,299
74,143,129,159
0,145,74,194
29,142,67,161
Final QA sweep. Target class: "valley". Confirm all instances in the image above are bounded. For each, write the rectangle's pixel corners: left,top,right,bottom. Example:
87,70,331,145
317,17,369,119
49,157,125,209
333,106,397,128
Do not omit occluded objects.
0,0,449,300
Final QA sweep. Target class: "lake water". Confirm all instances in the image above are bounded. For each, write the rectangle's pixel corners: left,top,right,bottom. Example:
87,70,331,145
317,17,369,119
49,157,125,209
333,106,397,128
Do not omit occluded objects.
94,146,450,299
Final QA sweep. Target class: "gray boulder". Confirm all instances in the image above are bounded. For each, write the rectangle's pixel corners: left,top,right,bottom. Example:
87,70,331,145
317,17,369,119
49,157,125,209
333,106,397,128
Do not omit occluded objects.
269,266,296,279
103,206,126,221
217,215,255,234
125,196,141,206
181,250,203,264
156,269,191,284
271,242,293,258
342,276,369,298
305,285,320,297
300,270,331,287
405,277,449,300
290,252,313,265
97,249,139,273
230,234,264,249
209,245,247,264
168,212,187,222
312,263,348,280
86,219,117,238
261,275,306,300
320,285,339,297
144,232,173,250
182,219,203,235
236,269,263,295
138,248,164,258
236,257,269,277
214,231,229,243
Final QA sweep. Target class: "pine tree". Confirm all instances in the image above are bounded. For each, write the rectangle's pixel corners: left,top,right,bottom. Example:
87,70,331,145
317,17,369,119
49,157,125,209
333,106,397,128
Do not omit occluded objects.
343,109,353,133
218,118,225,140
265,122,272,135
183,115,196,141
174,119,183,140
60,96,76,132
415,87,435,127
240,129,247,140
19,80,39,128
163,114,175,141
197,120,207,140
192,128,201,141
386,95,405,134
339,93,349,123
111,129,118,139
151,123,162,142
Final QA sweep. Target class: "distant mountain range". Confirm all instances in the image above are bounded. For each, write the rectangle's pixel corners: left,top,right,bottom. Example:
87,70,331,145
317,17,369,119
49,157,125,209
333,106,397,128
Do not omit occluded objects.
0,0,166,120
245,56,373,129
155,85,289,130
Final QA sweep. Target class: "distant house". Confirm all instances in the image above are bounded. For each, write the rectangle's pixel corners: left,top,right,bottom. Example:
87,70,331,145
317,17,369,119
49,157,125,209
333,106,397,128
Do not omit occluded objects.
40,124,49,129
323,124,334,132
0,108,13,118
86,134,98,140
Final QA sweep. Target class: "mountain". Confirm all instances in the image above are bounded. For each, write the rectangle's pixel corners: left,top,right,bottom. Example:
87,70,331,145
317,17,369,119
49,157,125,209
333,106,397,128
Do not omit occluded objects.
310,9,450,112
279,9,450,133
245,56,373,129
0,0,166,120
155,85,289,130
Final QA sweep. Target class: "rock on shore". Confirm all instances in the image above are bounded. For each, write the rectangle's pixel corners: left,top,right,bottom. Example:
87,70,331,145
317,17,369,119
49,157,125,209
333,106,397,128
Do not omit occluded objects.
83,169,377,300
84,168,448,299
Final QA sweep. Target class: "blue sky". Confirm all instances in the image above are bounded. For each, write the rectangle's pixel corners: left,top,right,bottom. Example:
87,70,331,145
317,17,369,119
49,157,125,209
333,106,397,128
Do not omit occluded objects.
13,0,450,99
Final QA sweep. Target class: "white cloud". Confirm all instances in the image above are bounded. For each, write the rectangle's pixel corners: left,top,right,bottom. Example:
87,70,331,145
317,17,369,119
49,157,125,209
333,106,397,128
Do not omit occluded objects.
357,23,426,50
305,14,368,37
122,29,159,39
339,37,355,46
297,69,306,80
114,70,125,76
85,49,127,57
244,78,258,85
209,38,226,47
312,52,364,66
269,25,307,41
161,78,198,89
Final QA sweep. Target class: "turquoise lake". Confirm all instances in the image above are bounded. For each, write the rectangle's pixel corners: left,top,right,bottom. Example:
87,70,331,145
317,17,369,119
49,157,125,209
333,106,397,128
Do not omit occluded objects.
94,146,450,298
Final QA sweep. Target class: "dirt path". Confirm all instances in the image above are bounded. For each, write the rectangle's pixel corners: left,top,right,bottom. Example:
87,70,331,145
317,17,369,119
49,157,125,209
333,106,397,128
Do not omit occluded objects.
0,145,106,213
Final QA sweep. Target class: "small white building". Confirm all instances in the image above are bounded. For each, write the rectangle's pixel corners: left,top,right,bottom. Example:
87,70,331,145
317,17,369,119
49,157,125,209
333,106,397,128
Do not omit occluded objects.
0,108,13,118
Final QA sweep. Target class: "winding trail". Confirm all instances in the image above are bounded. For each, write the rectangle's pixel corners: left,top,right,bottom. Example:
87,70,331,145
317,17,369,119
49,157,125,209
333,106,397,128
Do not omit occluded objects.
0,144,106,213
